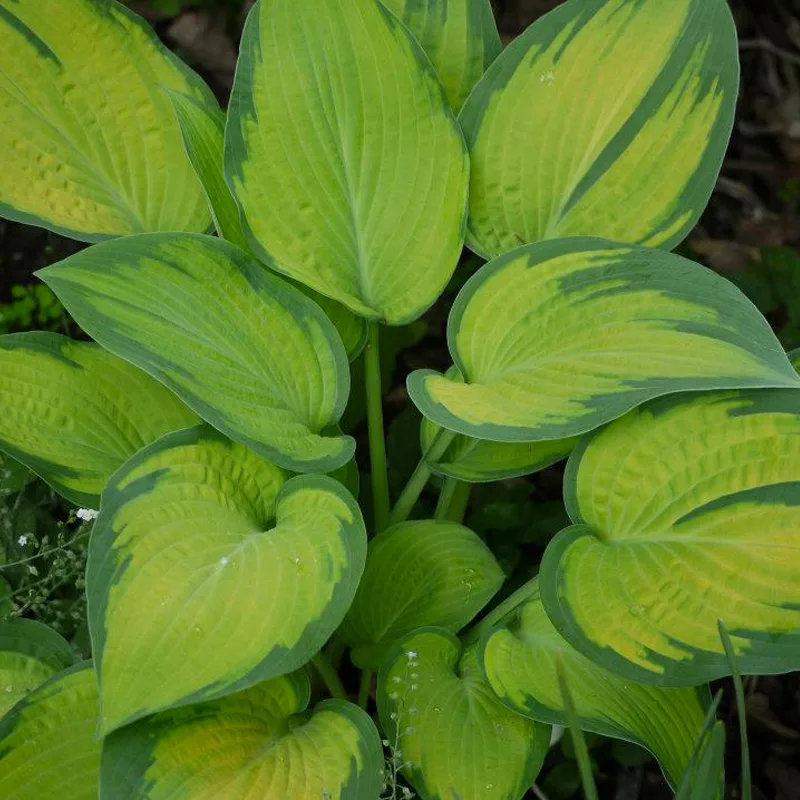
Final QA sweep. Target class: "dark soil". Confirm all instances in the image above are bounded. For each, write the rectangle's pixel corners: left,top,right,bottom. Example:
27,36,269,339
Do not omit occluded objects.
1,1,799,798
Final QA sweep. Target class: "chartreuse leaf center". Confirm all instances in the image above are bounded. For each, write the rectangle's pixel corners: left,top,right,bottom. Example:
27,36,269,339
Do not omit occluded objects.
381,0,501,113
408,238,800,443
0,0,215,240
225,0,469,324
0,331,198,506
100,671,384,800
541,388,800,685
88,426,367,734
421,368,578,482
481,579,709,789
38,233,354,473
0,664,100,800
459,0,738,257
168,90,368,361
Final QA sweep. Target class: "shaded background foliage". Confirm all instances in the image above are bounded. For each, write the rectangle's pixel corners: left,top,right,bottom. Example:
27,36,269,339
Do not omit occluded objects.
0,0,798,797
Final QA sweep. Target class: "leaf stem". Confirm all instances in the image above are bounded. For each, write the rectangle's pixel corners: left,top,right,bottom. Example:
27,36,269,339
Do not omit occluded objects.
358,669,372,710
461,579,539,647
556,656,599,800
365,322,390,533
389,428,456,526
719,621,751,800
434,477,459,519
435,478,472,523
311,652,347,700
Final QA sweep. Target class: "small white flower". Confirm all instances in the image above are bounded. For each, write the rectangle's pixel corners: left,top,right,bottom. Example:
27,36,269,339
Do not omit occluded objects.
76,508,99,521
17,535,28,546
405,650,418,660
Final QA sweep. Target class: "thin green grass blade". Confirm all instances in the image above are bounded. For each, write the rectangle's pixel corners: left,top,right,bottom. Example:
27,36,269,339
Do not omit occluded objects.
719,621,752,800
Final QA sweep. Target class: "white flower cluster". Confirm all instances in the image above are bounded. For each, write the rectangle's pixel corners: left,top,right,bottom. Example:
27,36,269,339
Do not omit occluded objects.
76,508,99,522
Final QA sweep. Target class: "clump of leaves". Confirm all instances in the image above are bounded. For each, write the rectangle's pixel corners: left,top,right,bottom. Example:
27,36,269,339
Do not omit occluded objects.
0,0,791,798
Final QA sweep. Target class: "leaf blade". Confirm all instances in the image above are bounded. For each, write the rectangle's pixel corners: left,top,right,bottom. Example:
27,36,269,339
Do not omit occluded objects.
381,0,501,112
408,239,799,443
0,332,198,505
340,519,504,670
88,426,367,733
225,0,469,324
481,580,709,788
459,0,738,257
0,0,215,240
378,628,549,800
0,664,100,800
38,234,354,473
100,673,384,800
541,388,800,685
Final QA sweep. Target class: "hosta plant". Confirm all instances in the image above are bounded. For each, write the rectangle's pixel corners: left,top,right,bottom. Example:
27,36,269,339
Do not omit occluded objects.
0,0,796,798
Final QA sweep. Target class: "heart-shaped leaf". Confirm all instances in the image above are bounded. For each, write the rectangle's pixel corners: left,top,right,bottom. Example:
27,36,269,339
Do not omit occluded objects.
39,234,354,473
421,369,577,482
101,671,383,800
0,332,198,505
225,0,469,324
0,619,74,718
0,663,100,799
88,426,367,733
170,92,367,360
541,389,800,685
378,628,549,800
481,580,709,788
381,0,501,112
340,520,504,669
0,0,215,240
458,0,738,258
408,239,800,444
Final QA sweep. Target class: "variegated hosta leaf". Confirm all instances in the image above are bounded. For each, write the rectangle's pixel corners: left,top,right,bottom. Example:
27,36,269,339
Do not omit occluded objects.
378,629,549,800
226,0,469,325
381,0,501,112
408,239,800,443
88,426,367,734
541,389,800,686
421,369,577,482
0,0,214,240
0,664,100,799
170,92,367,359
482,580,708,788
459,0,738,259
101,671,383,800
39,234,354,473
0,619,74,718
340,520,504,669
169,91,249,250
0,332,198,506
